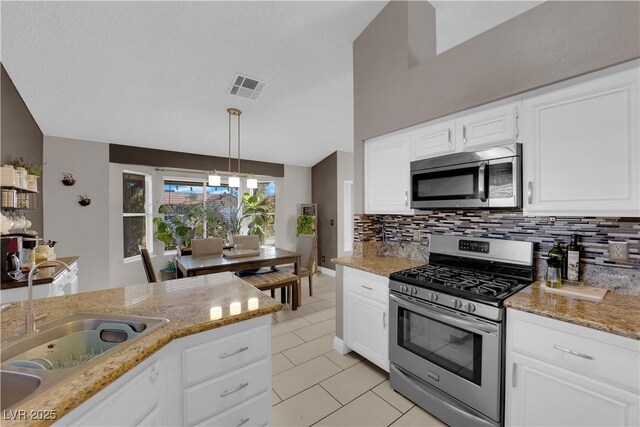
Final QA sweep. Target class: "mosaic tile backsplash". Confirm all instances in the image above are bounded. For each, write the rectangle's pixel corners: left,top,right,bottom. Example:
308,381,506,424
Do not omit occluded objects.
353,212,640,294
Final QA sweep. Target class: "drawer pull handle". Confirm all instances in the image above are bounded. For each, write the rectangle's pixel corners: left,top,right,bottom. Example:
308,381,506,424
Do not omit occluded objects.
361,285,373,291
236,418,250,427
220,346,249,359
221,382,249,397
553,345,594,360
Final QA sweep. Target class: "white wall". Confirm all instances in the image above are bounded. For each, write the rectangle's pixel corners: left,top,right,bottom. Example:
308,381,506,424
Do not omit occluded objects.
274,164,312,252
43,136,110,292
336,151,354,257
431,1,544,54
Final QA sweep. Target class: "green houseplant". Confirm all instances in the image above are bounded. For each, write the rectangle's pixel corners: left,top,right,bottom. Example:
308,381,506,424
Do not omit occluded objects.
153,205,192,248
296,214,316,236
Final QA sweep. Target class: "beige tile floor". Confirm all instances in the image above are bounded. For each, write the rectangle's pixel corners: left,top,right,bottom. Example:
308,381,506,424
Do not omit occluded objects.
269,274,448,427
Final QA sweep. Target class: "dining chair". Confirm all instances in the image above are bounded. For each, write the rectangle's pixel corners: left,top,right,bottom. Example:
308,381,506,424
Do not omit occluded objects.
191,238,224,256
138,245,157,283
231,235,260,250
295,234,318,296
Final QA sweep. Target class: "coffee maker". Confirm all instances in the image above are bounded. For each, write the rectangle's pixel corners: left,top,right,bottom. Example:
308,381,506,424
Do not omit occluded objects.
1,236,23,281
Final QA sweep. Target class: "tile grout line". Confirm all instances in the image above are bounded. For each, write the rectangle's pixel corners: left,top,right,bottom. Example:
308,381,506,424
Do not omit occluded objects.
271,354,345,404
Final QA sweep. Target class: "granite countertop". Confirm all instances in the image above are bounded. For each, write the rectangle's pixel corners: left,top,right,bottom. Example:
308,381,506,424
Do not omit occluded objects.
332,255,424,277
505,281,640,340
0,272,282,425
1,256,79,290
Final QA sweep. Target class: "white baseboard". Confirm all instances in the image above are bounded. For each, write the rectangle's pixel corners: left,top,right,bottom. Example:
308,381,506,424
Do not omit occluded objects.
333,336,351,355
319,266,336,277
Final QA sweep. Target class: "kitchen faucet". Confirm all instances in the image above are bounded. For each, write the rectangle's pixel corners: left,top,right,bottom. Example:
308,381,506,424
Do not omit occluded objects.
26,259,71,336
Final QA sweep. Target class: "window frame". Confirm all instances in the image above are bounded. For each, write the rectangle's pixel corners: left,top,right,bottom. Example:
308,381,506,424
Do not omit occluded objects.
122,171,153,261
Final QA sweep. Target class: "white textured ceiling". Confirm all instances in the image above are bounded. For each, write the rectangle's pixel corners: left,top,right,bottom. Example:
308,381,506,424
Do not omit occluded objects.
1,1,387,167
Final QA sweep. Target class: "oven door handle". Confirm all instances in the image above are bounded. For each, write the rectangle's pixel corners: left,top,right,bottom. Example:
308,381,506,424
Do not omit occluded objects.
390,294,498,335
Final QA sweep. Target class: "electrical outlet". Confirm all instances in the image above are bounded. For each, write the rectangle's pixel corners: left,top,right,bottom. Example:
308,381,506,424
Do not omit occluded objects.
608,241,629,262
413,230,422,242
322,256,325,262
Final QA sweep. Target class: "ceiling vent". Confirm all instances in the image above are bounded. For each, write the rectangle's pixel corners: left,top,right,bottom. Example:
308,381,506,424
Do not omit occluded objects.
229,74,266,100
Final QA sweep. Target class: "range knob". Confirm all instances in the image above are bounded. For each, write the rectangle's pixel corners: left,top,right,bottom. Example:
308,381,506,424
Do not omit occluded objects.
410,287,418,296
465,303,476,313
451,299,463,309
400,285,408,293
429,293,438,302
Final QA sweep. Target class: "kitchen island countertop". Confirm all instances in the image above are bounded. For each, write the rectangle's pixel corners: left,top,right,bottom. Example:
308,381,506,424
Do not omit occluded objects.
506,281,640,340
0,272,281,425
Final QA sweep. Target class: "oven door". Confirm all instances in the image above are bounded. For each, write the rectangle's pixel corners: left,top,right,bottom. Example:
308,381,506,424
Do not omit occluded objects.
389,292,502,421
411,161,489,209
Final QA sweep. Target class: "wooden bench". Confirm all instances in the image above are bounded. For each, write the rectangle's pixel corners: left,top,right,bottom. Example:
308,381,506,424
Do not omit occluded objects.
240,271,300,310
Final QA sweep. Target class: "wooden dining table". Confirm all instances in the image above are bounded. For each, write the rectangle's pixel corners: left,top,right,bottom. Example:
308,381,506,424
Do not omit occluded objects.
175,247,302,303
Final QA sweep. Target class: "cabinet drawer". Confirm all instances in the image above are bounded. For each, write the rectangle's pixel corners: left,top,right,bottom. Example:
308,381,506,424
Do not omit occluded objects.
509,313,640,393
184,359,270,426
196,392,271,427
344,267,389,304
183,323,269,387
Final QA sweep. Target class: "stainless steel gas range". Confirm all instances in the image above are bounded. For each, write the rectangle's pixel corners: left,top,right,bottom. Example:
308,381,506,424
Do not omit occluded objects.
389,234,534,427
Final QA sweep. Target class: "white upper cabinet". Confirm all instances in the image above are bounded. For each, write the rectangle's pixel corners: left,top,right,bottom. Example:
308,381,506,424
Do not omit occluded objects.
365,134,412,214
411,119,456,160
457,103,519,150
522,61,639,216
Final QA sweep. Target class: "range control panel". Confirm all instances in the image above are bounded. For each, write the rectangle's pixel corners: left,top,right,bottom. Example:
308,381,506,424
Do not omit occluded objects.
458,239,490,254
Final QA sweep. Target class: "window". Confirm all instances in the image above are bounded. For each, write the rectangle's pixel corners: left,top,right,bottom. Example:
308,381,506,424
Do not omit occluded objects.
156,177,276,251
160,179,239,250
123,172,151,259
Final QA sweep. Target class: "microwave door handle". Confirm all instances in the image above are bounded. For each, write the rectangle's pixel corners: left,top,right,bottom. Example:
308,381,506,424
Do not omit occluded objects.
478,161,488,202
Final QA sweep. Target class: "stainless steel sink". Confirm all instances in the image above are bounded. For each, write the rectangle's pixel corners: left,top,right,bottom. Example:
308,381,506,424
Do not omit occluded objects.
0,313,168,410
1,370,42,410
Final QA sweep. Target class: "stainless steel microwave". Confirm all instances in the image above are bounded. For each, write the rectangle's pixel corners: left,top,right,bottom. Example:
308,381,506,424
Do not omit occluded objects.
410,143,522,210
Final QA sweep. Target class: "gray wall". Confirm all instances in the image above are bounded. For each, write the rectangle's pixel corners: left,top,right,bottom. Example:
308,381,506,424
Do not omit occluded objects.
312,152,337,270
353,1,640,213
1,64,44,233
43,136,110,292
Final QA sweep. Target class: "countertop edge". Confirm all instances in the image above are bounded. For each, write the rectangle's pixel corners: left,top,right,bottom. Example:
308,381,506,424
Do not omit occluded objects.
1,275,282,426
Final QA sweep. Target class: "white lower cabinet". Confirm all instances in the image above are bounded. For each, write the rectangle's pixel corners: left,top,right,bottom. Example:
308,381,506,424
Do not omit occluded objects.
56,315,272,427
343,267,389,371
1,261,79,303
505,309,640,427
57,357,165,426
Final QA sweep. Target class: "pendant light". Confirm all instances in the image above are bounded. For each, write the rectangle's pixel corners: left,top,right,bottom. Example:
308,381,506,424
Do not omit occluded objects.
227,107,241,188
247,175,258,189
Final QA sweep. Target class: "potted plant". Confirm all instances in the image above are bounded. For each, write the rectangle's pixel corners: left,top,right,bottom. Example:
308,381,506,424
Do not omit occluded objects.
296,214,316,236
9,157,42,191
62,172,76,186
240,193,273,243
78,194,91,206
153,204,193,249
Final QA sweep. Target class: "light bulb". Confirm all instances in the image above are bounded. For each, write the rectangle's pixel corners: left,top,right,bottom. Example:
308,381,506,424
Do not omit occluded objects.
228,176,240,188
208,174,221,186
